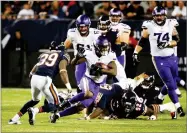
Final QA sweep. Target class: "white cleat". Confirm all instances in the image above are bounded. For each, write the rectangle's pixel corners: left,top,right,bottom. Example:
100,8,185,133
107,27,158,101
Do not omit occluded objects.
8,119,21,125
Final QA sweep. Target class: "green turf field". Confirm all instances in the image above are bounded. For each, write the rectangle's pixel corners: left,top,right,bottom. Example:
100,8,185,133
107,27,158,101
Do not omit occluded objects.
1,88,186,132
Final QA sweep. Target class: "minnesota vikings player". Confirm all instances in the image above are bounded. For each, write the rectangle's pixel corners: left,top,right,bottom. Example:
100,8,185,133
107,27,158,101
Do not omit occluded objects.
50,35,118,123
64,14,100,92
8,43,71,125
109,8,131,68
133,6,185,117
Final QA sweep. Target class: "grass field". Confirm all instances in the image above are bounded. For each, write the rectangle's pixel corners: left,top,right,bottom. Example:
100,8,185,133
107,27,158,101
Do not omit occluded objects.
1,88,186,132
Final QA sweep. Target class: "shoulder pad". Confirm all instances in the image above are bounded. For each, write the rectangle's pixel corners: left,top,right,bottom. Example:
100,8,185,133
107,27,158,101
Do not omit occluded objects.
142,20,151,29
169,19,179,27
120,23,131,30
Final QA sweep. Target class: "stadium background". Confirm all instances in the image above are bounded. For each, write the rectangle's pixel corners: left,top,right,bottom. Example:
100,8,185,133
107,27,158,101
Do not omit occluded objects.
1,1,186,88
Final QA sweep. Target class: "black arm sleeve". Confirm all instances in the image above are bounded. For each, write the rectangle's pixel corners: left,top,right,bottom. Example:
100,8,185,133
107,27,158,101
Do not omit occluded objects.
172,35,180,43
138,37,148,47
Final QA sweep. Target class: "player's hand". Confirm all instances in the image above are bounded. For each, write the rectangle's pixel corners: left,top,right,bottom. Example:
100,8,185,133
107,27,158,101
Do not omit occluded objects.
77,47,85,58
157,42,170,49
132,53,140,65
90,64,102,76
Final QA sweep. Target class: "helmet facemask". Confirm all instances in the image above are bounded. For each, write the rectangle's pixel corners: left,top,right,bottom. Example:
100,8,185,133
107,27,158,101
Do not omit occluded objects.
76,24,90,36
152,6,167,26
109,15,122,25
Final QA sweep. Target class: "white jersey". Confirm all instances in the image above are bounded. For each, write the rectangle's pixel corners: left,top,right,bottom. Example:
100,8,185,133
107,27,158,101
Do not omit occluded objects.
67,28,100,56
142,19,179,56
84,50,116,83
115,60,127,81
110,22,131,34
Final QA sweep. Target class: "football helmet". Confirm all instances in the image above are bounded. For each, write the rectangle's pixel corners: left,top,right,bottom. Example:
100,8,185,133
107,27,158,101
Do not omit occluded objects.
140,75,155,89
109,8,123,25
95,35,111,56
152,6,167,26
76,14,91,36
97,15,111,34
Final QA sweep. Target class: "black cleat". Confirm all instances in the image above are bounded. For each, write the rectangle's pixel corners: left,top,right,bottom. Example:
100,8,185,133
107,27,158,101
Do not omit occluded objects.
170,112,177,119
28,107,34,125
50,113,59,123
177,107,185,117
58,100,71,111
177,94,182,98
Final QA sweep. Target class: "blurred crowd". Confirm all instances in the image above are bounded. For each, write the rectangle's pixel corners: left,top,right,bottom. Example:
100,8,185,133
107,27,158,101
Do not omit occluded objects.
1,1,186,20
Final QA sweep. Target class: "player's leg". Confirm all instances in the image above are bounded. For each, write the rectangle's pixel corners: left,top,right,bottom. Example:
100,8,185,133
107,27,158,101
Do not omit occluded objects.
75,62,86,93
27,75,50,125
8,75,41,125
153,57,185,117
58,77,93,110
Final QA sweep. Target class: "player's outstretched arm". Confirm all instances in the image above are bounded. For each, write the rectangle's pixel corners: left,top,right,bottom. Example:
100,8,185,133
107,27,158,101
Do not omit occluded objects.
64,38,72,49
29,64,38,78
86,107,104,120
59,59,72,92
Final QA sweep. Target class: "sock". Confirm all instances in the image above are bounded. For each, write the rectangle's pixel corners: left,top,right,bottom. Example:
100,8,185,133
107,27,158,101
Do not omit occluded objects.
158,93,166,100
175,88,181,95
180,80,185,86
174,102,181,109
11,114,20,122
69,92,85,104
168,90,179,104
19,100,39,116
159,102,176,112
59,105,79,117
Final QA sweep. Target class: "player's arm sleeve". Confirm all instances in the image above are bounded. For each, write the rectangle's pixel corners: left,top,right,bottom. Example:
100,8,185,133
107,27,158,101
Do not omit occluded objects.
59,58,72,90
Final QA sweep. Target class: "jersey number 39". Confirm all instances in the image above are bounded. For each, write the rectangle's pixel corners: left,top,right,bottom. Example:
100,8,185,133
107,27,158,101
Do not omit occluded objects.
37,53,58,67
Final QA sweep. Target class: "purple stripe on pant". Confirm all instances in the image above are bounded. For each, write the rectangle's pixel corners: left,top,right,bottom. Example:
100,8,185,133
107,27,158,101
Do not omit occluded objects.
79,76,102,107
75,62,86,86
152,55,179,103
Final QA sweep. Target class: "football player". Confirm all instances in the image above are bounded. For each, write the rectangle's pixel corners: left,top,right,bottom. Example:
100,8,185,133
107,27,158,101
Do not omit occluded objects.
109,8,131,68
8,42,71,125
50,35,118,123
84,75,176,120
64,14,100,93
133,6,185,117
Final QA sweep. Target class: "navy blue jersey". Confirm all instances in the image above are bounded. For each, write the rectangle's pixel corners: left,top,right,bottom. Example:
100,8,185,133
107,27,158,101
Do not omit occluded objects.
35,51,68,79
106,29,122,57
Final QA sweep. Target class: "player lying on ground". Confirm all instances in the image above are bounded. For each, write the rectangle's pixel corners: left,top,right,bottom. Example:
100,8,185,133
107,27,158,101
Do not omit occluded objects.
84,75,176,120
8,42,72,125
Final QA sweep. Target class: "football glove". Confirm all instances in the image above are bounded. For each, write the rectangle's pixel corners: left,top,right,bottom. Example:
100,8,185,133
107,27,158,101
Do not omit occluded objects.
76,47,85,58
90,64,102,76
132,53,140,66
157,42,170,49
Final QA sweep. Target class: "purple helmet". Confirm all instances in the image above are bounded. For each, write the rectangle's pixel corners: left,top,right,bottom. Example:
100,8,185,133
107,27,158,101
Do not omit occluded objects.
98,15,111,34
95,35,111,56
76,14,91,36
152,6,167,26
109,8,123,25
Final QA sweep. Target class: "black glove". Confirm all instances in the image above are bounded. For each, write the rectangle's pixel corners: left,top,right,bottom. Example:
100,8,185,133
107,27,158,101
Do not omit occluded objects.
121,43,129,51
132,53,140,66
157,42,170,49
76,47,85,58
90,64,102,76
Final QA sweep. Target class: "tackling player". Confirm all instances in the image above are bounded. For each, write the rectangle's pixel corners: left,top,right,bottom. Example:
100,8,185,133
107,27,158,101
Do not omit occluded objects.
64,14,100,93
8,43,71,125
132,6,185,117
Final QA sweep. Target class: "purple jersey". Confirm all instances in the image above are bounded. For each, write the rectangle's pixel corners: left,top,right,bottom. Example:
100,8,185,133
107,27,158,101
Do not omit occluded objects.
35,51,68,79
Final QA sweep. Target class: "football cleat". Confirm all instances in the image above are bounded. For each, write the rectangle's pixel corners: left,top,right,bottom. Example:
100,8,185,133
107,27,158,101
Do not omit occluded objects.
170,111,177,119
8,119,21,125
177,107,185,117
50,113,59,123
28,107,35,125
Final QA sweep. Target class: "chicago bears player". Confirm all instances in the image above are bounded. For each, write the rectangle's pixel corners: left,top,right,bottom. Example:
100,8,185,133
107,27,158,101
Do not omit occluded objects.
84,75,176,120
109,8,131,68
133,6,185,117
64,14,100,92
8,43,71,125
50,35,118,123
